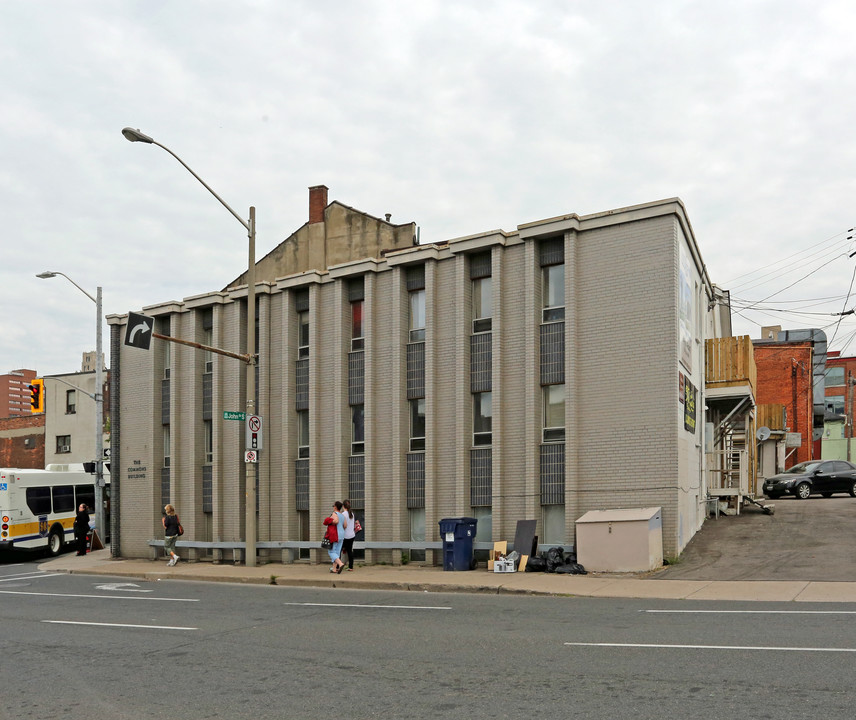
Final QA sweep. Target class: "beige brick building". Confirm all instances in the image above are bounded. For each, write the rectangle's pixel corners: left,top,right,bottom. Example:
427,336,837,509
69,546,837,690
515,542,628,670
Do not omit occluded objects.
108,191,721,563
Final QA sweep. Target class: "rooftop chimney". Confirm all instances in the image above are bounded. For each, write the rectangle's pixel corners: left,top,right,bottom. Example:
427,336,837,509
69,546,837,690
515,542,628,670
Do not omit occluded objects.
309,185,328,224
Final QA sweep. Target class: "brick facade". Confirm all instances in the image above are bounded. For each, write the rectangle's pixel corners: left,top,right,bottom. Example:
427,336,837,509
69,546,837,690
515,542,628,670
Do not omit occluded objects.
754,343,814,466
0,413,45,468
108,197,716,561
0,368,37,418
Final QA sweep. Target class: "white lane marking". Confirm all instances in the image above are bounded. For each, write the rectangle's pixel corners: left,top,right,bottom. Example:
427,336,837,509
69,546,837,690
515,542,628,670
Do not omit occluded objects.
642,610,856,615
285,602,451,610
43,620,197,631
0,573,63,583
565,642,856,653
0,590,197,602
95,583,153,593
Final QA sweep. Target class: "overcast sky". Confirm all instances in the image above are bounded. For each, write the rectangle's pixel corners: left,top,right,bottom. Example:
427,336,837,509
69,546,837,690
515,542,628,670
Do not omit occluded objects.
3,0,856,378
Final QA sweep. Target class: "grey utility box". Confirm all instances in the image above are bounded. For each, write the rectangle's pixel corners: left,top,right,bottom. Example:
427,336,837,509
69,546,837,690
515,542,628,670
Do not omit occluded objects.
575,507,663,572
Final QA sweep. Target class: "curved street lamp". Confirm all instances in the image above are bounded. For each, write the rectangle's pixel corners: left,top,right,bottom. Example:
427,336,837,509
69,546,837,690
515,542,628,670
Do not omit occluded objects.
36,271,105,544
122,128,258,566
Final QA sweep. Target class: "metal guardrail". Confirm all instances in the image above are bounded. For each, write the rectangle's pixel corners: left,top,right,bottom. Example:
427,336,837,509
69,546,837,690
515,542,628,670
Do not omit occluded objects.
147,539,574,562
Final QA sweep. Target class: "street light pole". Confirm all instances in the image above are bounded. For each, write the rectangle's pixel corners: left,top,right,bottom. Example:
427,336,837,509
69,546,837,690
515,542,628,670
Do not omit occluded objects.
122,127,258,566
36,272,105,543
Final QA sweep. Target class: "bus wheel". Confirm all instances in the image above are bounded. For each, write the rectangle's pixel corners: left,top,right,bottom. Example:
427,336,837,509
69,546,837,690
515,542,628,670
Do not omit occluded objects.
47,529,63,556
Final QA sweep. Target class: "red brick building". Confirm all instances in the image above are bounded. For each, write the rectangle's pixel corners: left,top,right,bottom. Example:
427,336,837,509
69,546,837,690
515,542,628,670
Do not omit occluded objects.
0,413,45,468
824,350,856,420
0,368,36,418
753,341,815,466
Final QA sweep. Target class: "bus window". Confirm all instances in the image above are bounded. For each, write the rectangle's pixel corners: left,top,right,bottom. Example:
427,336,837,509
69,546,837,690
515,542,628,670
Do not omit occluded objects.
75,485,95,510
52,485,75,513
26,487,51,515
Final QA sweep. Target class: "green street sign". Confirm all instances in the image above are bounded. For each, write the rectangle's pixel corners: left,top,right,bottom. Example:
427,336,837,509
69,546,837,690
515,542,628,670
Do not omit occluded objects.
223,411,246,421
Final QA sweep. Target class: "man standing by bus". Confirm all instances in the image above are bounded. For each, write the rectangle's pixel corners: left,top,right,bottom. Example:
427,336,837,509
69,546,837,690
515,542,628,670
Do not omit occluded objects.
73,503,90,556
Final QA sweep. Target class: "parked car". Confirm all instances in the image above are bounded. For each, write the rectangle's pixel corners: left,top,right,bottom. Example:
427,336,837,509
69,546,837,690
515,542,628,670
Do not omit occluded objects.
763,460,856,499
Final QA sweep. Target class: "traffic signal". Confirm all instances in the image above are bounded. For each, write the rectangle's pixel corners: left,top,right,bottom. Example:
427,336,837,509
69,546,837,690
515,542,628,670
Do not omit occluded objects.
28,378,44,413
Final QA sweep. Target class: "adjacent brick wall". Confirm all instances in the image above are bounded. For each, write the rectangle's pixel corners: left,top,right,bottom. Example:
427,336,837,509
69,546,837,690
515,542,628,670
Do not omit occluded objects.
754,343,814,466
0,414,45,468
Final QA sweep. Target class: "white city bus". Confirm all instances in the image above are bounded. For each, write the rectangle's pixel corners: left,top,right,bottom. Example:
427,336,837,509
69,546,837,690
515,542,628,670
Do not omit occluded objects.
0,465,105,555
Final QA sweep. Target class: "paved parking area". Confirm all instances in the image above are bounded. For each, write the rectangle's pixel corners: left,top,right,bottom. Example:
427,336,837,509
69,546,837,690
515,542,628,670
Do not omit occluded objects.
654,495,856,581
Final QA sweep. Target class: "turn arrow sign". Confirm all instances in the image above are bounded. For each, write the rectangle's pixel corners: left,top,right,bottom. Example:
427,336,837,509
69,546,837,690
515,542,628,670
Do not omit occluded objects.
124,311,154,350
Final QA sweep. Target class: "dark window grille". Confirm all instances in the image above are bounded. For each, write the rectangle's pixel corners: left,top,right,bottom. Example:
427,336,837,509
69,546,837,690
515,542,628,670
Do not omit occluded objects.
161,467,171,510
406,342,425,399
202,465,213,513
161,379,170,425
295,459,310,511
470,333,492,393
347,277,365,302
540,322,565,385
202,372,212,420
406,453,425,509
470,448,492,506
539,238,564,266
348,455,365,509
348,351,365,405
469,251,492,279
540,443,565,505
295,358,309,410
405,265,425,291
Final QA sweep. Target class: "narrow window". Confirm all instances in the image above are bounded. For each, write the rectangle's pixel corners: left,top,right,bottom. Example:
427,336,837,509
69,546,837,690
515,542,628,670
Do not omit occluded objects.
66,389,76,414
409,289,425,343
164,427,171,467
473,391,492,446
351,404,365,455
472,276,492,333
298,310,309,359
410,398,426,451
351,299,364,351
543,384,565,442
204,420,213,463
297,409,309,458
542,264,565,323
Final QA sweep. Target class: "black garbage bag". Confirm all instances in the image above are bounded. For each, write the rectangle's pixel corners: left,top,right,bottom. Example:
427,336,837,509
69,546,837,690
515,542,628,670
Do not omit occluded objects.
555,561,587,575
524,555,547,572
545,547,565,573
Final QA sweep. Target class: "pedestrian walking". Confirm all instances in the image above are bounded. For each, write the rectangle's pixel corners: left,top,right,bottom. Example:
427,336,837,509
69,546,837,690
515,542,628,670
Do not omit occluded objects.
341,499,356,571
73,503,90,556
162,504,181,566
323,501,346,573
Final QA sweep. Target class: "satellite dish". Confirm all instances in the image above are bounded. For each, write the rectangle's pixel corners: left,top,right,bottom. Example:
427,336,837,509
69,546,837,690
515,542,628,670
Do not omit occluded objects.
756,426,772,442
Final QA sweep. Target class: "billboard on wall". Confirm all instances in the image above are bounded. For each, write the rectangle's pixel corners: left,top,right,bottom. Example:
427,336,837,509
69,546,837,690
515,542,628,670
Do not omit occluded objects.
679,242,694,373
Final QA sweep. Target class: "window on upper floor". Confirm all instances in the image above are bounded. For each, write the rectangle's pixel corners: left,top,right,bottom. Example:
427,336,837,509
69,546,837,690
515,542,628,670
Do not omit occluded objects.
56,435,71,454
473,276,492,334
351,299,364,351
297,409,309,458
826,366,845,387
352,404,365,455
473,391,492,446
409,289,425,343
66,389,76,415
410,398,425,452
543,384,565,442
298,310,309,359
542,264,565,323
826,395,845,415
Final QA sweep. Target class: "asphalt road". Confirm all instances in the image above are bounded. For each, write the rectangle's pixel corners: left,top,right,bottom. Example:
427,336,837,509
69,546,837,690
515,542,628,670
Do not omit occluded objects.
655,495,856,582
3,561,856,719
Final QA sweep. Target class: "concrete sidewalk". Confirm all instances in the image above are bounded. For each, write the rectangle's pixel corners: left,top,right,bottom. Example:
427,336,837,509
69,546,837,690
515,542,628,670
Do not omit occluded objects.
39,549,856,603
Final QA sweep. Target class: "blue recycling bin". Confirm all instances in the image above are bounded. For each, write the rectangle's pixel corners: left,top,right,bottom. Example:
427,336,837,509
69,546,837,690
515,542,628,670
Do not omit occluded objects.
438,517,478,571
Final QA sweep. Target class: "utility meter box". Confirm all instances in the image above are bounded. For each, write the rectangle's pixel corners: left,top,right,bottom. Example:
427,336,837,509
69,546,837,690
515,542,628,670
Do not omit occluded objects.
575,507,663,572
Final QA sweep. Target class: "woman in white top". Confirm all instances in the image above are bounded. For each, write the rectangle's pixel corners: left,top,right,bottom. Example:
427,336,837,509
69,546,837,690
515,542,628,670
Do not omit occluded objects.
341,499,357,571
